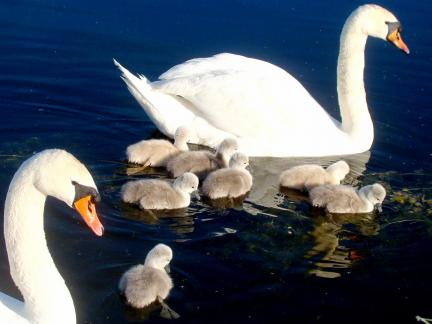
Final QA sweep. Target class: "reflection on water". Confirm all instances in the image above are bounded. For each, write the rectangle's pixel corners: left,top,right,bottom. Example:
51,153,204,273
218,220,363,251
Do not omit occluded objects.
305,210,380,278
201,195,248,209
121,204,196,236
247,151,371,213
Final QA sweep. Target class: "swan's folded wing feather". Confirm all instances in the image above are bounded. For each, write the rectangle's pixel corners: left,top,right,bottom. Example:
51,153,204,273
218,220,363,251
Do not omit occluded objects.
155,54,336,139
310,185,354,206
159,53,259,80
310,185,363,213
324,186,361,213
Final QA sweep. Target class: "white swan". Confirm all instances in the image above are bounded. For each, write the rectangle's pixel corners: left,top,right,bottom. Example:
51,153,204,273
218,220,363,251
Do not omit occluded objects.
0,149,104,324
114,4,409,157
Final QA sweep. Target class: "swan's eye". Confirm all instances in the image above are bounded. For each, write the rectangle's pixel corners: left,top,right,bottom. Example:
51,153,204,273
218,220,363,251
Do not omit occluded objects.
72,181,101,203
385,21,402,41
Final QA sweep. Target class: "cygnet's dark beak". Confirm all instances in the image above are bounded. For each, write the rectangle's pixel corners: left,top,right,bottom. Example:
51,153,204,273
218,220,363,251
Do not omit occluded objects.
376,203,383,213
191,191,201,200
164,264,171,274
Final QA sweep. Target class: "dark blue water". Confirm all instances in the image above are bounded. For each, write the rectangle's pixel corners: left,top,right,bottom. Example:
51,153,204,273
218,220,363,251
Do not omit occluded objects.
1,0,431,323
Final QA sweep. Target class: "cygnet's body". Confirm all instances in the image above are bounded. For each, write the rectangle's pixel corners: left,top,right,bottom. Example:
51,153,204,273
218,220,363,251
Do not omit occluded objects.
121,172,199,209
279,160,350,191
309,183,386,213
166,138,238,179
127,126,191,167
202,152,252,199
119,244,173,308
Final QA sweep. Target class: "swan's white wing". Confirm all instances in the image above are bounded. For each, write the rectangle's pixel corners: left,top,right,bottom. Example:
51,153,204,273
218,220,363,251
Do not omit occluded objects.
0,291,29,323
155,53,339,139
159,53,287,80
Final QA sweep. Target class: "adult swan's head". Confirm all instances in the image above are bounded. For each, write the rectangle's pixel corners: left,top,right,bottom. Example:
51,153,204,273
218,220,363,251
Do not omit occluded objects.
341,4,409,54
2,149,103,324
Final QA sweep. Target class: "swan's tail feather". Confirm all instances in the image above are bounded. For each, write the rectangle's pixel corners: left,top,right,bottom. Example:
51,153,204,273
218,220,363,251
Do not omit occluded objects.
113,59,189,137
113,58,156,113
113,58,171,132
113,59,232,147
113,59,151,92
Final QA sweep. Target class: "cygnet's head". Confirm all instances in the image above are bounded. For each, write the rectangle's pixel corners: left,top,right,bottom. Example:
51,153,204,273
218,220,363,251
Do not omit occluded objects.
326,160,350,182
174,126,192,151
144,243,173,270
217,138,238,156
362,183,386,211
352,4,409,54
229,152,249,169
173,172,199,193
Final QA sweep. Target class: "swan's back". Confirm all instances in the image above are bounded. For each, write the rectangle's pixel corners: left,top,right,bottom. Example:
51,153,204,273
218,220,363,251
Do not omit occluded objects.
202,168,252,199
155,53,337,140
126,139,178,166
121,179,172,203
279,164,329,190
166,150,218,178
119,265,173,308
309,184,364,213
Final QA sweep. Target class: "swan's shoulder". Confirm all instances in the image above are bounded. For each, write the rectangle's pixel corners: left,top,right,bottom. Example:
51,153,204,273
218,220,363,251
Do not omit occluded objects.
128,139,175,151
279,164,328,190
120,266,172,308
0,292,29,324
309,184,359,207
121,179,174,204
126,139,178,165
202,168,252,198
167,150,216,178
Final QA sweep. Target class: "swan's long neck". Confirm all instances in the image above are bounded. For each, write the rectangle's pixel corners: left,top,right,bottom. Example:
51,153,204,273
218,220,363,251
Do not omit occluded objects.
337,11,374,151
174,135,189,152
4,164,75,324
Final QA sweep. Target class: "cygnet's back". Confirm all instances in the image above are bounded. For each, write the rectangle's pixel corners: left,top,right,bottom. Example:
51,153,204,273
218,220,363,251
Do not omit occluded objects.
166,150,218,179
126,126,191,167
202,152,253,199
167,137,238,179
309,183,386,213
279,160,350,191
119,244,173,308
121,172,199,209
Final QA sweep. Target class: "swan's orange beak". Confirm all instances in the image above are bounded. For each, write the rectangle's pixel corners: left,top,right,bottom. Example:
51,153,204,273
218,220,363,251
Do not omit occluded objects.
387,30,410,54
74,195,104,236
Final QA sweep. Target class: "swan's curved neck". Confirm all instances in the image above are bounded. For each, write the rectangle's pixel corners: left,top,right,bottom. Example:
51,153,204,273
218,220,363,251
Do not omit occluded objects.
337,12,374,151
174,137,188,151
4,164,75,324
